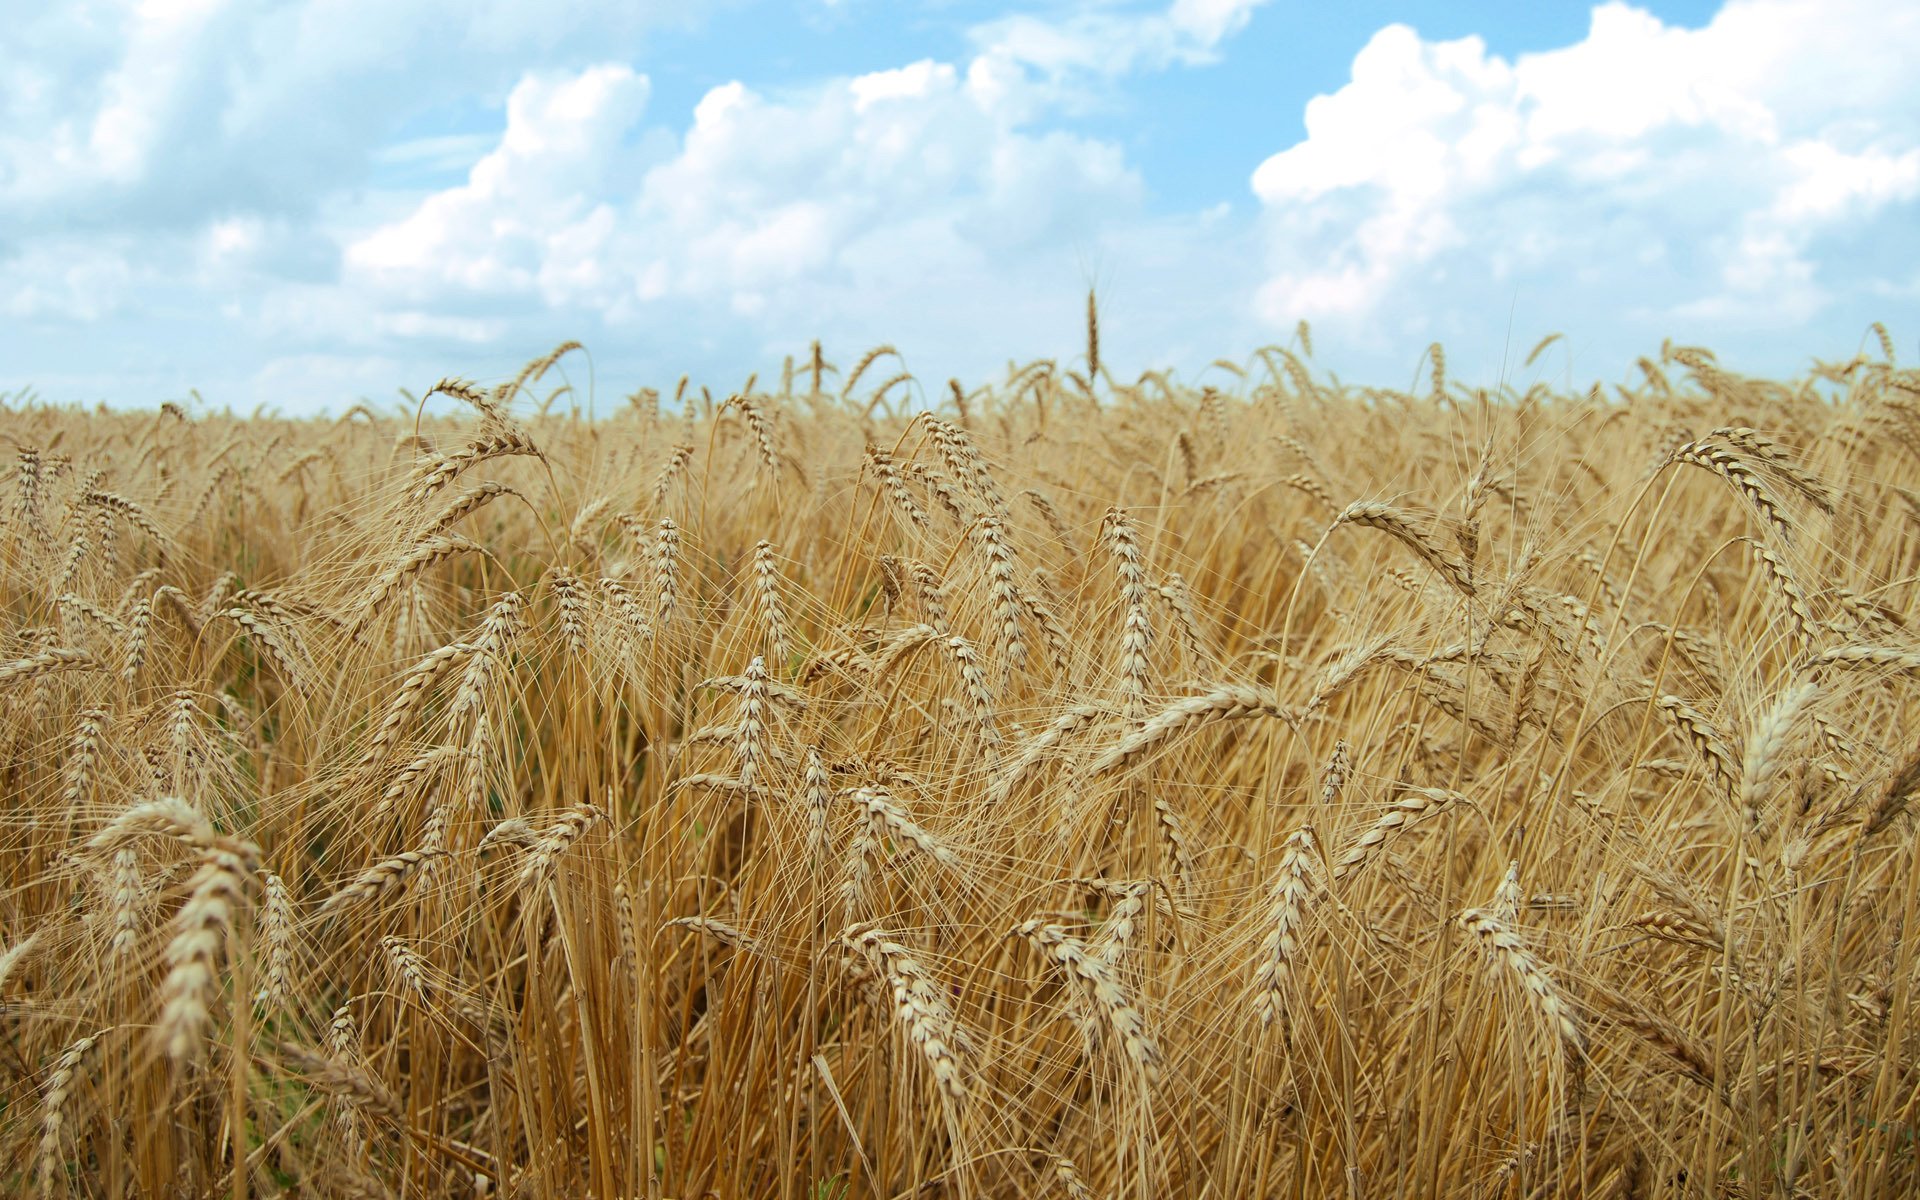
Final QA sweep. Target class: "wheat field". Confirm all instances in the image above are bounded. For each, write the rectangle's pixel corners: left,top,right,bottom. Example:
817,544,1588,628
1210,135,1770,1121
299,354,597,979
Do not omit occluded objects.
2,331,1917,1198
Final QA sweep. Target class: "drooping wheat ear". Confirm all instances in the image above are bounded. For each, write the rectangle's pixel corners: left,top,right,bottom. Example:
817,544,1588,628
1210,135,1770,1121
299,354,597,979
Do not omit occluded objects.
1253,827,1320,1030
842,344,896,400
941,635,997,737
88,796,214,854
1709,426,1838,514
221,605,307,692
184,464,236,528
35,1030,99,1197
0,932,40,991
1271,432,1322,473
992,704,1107,802
57,592,125,639
1738,681,1816,833
57,707,107,824
1458,906,1585,1057
1019,587,1073,677
903,559,953,634
197,572,239,624
165,689,207,781
357,534,481,628
0,648,99,690
1156,572,1207,665
1021,488,1076,554
750,541,790,668
1306,635,1402,708
863,369,912,411
731,654,773,794
378,936,444,1009
13,447,45,544
1102,508,1155,716
544,566,587,657
727,394,781,478
1490,859,1525,924
449,591,525,732
90,486,169,546
1593,996,1717,1088
1281,472,1339,516
1868,320,1897,364
923,416,980,503
1094,880,1152,966
1334,501,1477,596
359,642,472,773
408,427,544,504
319,849,445,917
840,925,970,1100
1011,919,1162,1085
653,519,681,630
106,849,142,961
150,584,200,641
51,526,92,595
1810,644,1920,677
420,480,517,538
597,577,653,648
519,803,606,893
1657,696,1741,807
1742,539,1819,651
1664,438,1793,543
1860,741,1920,840
321,1004,371,1157
118,595,153,685
865,446,930,529
1047,1152,1098,1200
668,916,764,956
1830,587,1905,642
1627,866,1729,950
1153,796,1196,892
931,416,1009,515
1332,787,1469,883
423,374,497,418
476,816,539,856
839,828,880,922
648,444,694,510
905,457,970,523
861,624,935,681
1084,685,1298,780
496,339,583,407
158,841,258,1060
849,786,961,869
971,516,1027,675
805,747,833,863
369,744,465,830
1321,740,1352,806
254,871,293,1011
1173,428,1196,485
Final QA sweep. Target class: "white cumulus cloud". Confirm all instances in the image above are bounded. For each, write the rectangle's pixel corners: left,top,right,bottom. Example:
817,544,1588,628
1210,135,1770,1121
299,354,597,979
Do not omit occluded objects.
348,64,655,306
1248,0,1920,375
344,54,1174,379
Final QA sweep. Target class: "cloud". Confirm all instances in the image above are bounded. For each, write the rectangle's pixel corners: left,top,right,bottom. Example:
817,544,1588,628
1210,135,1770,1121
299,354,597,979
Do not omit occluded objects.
14,0,1916,413
1247,0,1920,373
964,0,1271,116
342,54,1187,382
347,64,655,306
0,0,720,236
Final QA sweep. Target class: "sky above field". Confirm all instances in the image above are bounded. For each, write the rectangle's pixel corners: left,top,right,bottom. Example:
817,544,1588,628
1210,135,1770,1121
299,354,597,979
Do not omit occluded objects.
2,0,1916,413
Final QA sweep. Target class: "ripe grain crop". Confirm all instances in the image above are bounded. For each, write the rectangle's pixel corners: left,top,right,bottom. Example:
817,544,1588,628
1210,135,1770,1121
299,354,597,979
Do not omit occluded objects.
2,335,1918,1196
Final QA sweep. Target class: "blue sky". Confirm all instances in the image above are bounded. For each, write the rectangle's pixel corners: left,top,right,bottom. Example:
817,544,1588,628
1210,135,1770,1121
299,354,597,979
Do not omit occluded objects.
2,0,1913,413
